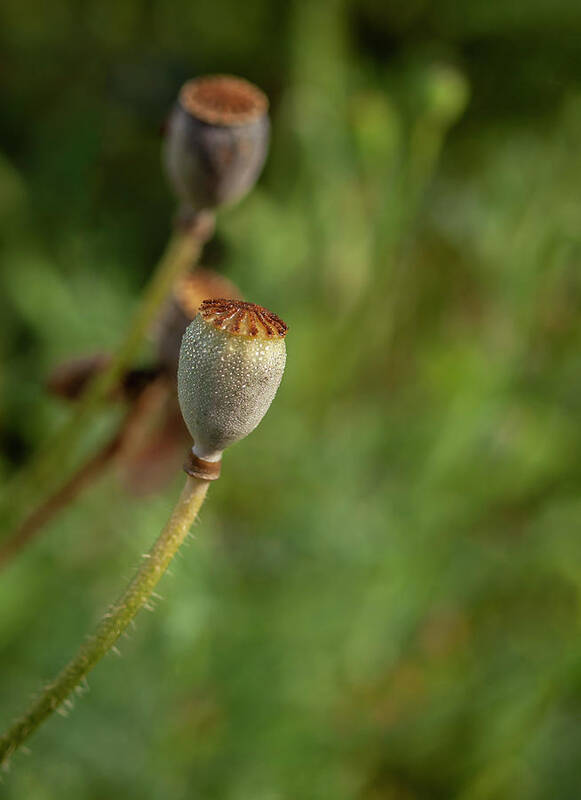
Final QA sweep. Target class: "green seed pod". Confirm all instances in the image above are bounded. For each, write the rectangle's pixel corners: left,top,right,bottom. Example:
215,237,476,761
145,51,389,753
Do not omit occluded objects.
164,75,270,212
178,299,287,463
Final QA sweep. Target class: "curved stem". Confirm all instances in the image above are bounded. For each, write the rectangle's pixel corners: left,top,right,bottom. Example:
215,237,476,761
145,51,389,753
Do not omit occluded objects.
0,428,121,570
0,475,210,766
0,369,170,571
2,226,207,535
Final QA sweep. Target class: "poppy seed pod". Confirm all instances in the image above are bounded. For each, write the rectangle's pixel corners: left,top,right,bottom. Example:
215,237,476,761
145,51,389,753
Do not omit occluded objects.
155,269,243,371
47,353,112,401
164,75,270,212
178,299,287,465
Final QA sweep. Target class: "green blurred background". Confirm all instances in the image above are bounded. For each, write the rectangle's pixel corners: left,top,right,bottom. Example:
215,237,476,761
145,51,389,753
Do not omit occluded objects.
2,0,581,797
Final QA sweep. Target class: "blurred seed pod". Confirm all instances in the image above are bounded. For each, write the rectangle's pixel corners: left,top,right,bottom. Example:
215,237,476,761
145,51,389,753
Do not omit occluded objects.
47,352,160,404
164,75,270,212
178,299,287,462
47,353,111,400
154,268,243,372
116,375,189,496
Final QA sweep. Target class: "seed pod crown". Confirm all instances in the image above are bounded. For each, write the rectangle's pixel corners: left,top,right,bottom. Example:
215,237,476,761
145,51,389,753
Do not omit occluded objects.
199,298,287,339
155,270,243,371
178,300,287,462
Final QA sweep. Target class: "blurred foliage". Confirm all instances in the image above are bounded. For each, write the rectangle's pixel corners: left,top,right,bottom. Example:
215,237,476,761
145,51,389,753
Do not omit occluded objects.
2,0,581,798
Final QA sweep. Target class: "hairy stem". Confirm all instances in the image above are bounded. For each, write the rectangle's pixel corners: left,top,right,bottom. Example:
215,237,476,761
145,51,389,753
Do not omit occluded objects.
2,224,209,535
0,475,210,766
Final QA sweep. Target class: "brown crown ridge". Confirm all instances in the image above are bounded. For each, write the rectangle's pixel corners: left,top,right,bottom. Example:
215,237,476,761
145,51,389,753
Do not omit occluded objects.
175,269,243,318
199,299,288,339
179,75,268,126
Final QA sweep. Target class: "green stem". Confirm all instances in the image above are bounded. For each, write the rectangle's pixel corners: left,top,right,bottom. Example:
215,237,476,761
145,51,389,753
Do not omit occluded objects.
2,227,206,534
0,474,210,766
0,424,121,570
